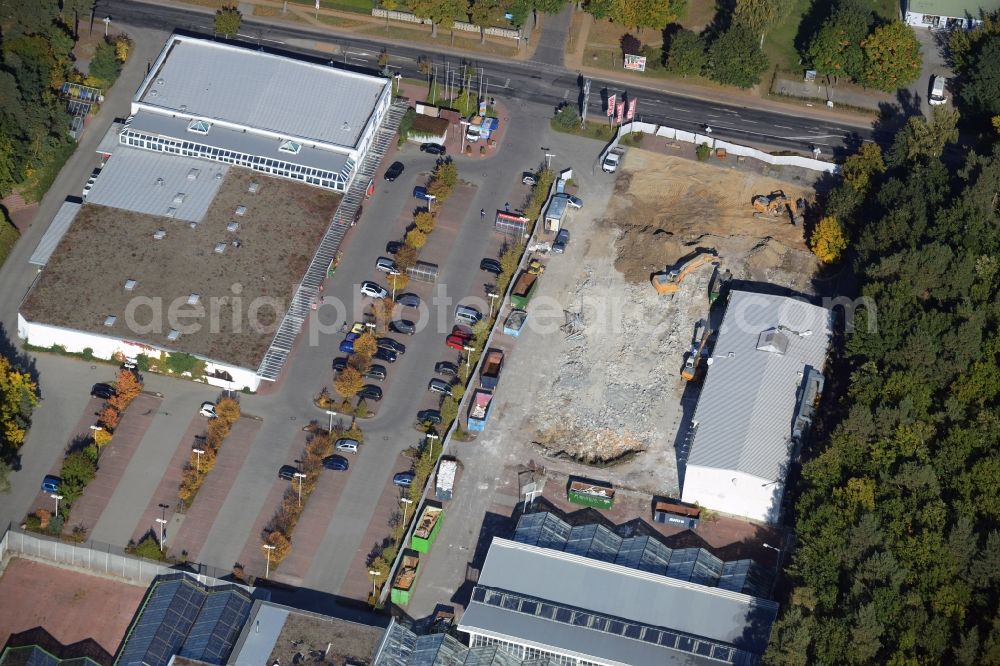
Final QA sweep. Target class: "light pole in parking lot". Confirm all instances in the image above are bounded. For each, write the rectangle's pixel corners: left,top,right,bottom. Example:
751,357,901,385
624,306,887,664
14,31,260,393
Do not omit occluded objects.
325,410,337,433
463,345,476,372
368,569,381,599
425,432,440,458
487,291,499,319
192,446,205,472
51,494,63,516
157,503,170,550
262,544,276,579
426,194,436,213
294,472,307,507
399,497,414,528
389,270,400,301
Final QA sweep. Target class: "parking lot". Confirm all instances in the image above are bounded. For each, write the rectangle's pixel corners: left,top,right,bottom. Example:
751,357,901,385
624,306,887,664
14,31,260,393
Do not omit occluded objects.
8,86,556,606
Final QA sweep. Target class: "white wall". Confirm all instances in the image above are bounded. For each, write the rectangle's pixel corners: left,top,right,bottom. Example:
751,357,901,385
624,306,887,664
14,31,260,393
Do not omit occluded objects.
904,10,983,28
18,315,261,391
680,465,783,524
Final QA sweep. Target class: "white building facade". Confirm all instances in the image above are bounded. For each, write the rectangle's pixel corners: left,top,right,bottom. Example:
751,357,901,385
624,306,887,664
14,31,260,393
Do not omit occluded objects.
904,0,1000,29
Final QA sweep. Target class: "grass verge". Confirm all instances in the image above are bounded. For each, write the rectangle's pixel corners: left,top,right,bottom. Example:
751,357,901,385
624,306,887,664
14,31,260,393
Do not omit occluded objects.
24,141,76,204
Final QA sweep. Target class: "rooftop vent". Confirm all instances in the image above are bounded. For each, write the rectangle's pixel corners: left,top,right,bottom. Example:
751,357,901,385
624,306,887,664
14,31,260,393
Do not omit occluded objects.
104,315,117,327
149,89,158,97
173,193,185,204
153,229,166,240
227,221,239,232
187,293,200,305
167,329,180,341
232,239,242,248
248,181,260,194
124,279,137,291
156,77,164,85
214,172,223,181
189,221,198,229
166,207,177,218
235,206,247,216
756,329,789,355
187,168,200,181
155,178,164,187
214,242,226,254
179,104,187,112
341,122,351,132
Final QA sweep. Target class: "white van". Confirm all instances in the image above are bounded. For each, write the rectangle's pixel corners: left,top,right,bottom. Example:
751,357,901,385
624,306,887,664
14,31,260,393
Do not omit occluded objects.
929,75,947,106
455,305,483,325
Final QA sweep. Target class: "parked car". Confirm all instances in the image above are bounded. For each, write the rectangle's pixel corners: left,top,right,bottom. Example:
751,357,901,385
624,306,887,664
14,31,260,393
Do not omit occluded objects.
199,402,217,418
413,186,431,201
360,281,388,299
332,357,349,372
522,172,537,185
90,382,116,400
553,228,570,254
446,333,472,350
374,348,398,363
455,305,483,325
377,338,406,354
434,361,458,377
41,475,61,493
396,293,421,308
389,320,416,335
393,471,416,488
278,464,298,481
322,455,350,471
386,240,403,255
417,409,442,424
375,257,398,273
555,193,583,208
358,384,383,401
480,258,502,275
929,75,948,106
335,438,360,454
420,143,446,155
384,161,405,181
365,364,388,381
428,378,453,395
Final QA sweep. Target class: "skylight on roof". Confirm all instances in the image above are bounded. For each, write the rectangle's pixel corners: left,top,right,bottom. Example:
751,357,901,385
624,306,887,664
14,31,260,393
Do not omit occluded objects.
279,140,302,154
187,120,211,135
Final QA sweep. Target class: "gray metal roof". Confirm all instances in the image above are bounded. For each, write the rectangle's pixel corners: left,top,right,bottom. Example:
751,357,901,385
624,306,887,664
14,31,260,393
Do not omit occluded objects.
228,602,288,665
29,201,80,266
127,111,352,177
544,195,568,221
460,539,777,661
137,35,390,150
96,121,123,156
686,290,832,481
84,147,228,222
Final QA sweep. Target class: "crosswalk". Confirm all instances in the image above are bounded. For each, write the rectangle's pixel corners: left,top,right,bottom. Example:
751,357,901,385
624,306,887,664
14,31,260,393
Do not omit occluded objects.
256,100,409,382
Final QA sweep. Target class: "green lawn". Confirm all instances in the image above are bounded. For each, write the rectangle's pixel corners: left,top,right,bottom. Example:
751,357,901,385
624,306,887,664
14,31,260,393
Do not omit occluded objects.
286,0,375,15
764,0,812,73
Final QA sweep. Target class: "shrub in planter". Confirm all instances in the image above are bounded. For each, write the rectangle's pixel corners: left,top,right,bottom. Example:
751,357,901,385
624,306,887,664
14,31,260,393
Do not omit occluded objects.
696,142,711,161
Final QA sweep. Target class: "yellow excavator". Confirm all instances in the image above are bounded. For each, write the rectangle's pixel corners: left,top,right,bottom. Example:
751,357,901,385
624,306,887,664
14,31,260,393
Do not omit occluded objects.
752,191,805,225
652,250,720,295
681,323,712,381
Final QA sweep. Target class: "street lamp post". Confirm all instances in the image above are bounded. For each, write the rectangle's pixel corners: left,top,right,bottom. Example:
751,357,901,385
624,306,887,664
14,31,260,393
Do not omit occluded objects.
389,270,400,300
426,194,436,213
156,518,168,550
192,447,205,472
102,16,111,37
157,503,170,550
544,153,555,170
399,497,414,528
425,432,440,459
51,493,63,516
325,410,337,433
463,345,476,371
262,544,276,578
294,472,307,507
487,292,499,319
368,569,380,598
762,542,782,596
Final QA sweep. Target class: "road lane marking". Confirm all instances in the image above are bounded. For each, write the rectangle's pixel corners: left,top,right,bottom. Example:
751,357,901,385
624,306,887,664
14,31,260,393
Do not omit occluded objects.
775,124,794,129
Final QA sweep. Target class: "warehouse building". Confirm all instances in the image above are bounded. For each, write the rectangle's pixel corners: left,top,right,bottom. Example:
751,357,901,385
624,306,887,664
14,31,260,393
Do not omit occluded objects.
123,34,393,192
458,538,778,666
904,0,1000,29
680,290,832,524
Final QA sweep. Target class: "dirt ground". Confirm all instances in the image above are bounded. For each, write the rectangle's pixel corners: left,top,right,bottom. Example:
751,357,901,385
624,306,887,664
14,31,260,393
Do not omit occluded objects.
0,557,145,655
521,149,819,496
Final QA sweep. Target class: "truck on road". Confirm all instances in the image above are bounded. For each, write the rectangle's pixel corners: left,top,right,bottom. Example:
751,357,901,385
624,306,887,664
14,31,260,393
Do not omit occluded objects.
510,271,539,309
480,349,505,389
602,147,625,173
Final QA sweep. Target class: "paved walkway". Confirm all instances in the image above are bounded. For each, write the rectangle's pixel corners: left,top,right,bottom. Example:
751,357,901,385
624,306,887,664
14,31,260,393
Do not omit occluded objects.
532,3,574,66
167,417,261,559
62,394,161,536
233,472,290,576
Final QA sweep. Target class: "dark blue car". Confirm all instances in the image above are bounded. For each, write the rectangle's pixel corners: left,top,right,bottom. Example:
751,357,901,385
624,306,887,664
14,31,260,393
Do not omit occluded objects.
41,475,61,493
413,186,432,201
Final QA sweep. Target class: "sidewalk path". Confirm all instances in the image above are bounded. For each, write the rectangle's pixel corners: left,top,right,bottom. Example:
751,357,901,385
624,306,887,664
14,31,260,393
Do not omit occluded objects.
532,3,574,66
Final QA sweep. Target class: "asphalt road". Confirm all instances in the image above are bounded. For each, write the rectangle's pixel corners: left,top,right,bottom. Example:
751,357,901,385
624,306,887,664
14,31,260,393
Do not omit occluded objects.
97,0,876,153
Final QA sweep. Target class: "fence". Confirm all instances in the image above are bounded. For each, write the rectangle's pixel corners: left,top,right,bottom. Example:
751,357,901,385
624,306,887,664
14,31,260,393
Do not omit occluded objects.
371,9,522,40
601,121,841,175
0,526,233,587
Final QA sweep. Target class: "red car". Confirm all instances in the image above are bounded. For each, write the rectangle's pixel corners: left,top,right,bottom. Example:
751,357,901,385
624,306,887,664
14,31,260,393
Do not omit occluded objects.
446,332,472,350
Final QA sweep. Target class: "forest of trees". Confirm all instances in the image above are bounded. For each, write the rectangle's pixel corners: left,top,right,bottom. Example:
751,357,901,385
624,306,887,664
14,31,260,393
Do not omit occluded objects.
766,53,1000,665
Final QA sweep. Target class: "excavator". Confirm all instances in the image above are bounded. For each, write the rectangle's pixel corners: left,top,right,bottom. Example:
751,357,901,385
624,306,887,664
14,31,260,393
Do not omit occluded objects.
651,250,720,295
752,190,805,225
681,322,713,381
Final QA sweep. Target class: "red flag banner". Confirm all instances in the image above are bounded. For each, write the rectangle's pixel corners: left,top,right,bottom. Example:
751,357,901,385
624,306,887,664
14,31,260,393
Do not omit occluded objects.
616,101,625,124
606,94,616,117
627,97,637,121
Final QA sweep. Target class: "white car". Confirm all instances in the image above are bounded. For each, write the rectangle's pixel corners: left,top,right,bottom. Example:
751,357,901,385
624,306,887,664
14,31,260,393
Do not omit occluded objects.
82,177,96,199
929,75,948,106
375,257,398,273
360,281,388,299
555,193,583,209
199,402,217,418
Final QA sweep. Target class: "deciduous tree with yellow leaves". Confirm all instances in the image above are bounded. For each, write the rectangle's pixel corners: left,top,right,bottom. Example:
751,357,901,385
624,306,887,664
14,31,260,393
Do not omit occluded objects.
0,354,37,454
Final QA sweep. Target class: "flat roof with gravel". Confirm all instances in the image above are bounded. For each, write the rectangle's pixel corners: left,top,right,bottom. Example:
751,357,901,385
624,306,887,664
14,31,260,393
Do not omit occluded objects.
136,35,390,150
20,168,338,370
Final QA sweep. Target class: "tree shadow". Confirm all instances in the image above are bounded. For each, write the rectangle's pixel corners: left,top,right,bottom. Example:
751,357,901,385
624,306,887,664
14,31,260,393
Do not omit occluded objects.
708,0,737,35
872,88,922,143
794,1,836,58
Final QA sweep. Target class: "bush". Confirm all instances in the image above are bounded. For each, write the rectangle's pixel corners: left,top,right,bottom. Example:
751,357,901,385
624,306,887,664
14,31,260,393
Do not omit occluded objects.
264,530,292,566
89,39,122,88
413,210,436,234
405,228,427,249
810,216,849,263
132,534,165,561
707,25,769,88
553,105,580,130
215,397,241,424
61,451,97,502
696,143,711,161
214,5,242,37
397,107,416,145
164,352,202,376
